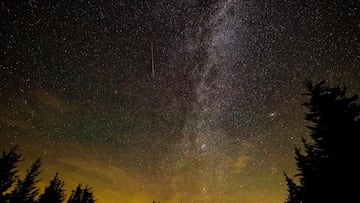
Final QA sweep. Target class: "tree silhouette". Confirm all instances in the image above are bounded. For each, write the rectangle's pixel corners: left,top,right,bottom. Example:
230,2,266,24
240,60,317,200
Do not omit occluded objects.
9,158,41,203
284,173,302,203
0,146,96,203
38,173,66,203
285,81,360,202
0,146,22,202
67,184,95,203
67,185,82,203
82,187,95,203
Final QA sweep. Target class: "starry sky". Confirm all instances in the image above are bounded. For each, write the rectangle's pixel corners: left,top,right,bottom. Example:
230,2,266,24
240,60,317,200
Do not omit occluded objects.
1,0,359,203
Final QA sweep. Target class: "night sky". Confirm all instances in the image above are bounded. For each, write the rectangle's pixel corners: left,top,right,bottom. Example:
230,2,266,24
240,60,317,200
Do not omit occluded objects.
1,0,359,203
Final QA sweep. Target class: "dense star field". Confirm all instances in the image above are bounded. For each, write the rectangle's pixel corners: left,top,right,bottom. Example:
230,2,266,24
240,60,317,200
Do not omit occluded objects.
1,0,359,202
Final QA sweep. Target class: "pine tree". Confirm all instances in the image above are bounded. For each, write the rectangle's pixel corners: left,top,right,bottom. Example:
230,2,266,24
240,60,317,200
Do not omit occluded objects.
0,146,22,202
82,186,95,203
67,185,82,203
285,81,360,202
67,184,95,203
38,173,65,203
10,158,41,203
284,173,302,203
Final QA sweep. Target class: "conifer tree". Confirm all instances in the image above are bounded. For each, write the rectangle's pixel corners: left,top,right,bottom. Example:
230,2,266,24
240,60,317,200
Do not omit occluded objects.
67,184,95,203
67,185,82,203
38,173,65,203
284,173,302,203
10,158,41,203
285,81,360,202
82,186,95,203
0,146,22,202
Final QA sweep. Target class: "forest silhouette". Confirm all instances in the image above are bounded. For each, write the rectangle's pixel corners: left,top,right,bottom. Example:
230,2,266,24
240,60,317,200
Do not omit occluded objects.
0,146,95,203
284,81,359,203
1,80,359,203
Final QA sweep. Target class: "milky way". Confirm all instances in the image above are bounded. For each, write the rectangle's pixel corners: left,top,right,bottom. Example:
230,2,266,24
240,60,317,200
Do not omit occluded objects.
175,0,246,200
1,1,359,203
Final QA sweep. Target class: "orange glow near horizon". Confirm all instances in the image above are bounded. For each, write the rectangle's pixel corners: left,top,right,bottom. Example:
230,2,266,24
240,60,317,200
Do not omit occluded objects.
1,135,295,203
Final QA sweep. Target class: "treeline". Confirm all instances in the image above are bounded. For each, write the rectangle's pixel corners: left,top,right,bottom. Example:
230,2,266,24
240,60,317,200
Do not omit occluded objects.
284,81,360,202
0,147,95,203
2,81,358,203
